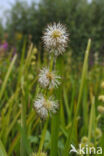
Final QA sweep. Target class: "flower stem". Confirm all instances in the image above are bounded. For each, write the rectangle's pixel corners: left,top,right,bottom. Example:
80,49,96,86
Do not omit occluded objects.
63,39,91,156
20,95,26,156
38,118,49,153
49,54,54,71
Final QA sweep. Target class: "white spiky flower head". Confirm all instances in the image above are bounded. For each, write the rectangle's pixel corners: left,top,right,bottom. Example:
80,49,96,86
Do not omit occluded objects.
42,23,69,56
34,94,58,118
38,67,61,89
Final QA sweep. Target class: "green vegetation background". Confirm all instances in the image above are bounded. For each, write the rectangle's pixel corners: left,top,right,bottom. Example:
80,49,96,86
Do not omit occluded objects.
0,0,104,57
0,0,104,156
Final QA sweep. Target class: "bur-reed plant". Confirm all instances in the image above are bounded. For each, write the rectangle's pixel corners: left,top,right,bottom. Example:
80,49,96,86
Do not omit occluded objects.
0,23,104,156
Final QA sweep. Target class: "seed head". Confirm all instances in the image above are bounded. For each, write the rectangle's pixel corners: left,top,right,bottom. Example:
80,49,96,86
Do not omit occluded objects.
34,95,58,118
97,105,104,114
98,95,104,102
38,67,61,89
42,23,69,56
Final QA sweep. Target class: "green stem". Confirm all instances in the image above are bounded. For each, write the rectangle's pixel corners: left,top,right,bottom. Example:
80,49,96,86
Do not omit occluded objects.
49,54,54,71
88,97,95,142
0,54,17,100
50,113,59,156
87,97,95,156
38,118,49,153
20,96,26,156
0,140,7,156
63,39,91,156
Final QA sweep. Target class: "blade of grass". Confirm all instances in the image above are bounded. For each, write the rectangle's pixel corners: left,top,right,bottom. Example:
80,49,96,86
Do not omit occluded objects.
88,97,95,142
6,110,21,137
20,94,27,156
70,80,76,120
63,39,91,156
50,113,59,156
87,96,95,156
20,44,34,156
82,81,88,134
0,54,17,100
38,118,49,153
0,140,7,156
8,111,38,156
63,88,70,120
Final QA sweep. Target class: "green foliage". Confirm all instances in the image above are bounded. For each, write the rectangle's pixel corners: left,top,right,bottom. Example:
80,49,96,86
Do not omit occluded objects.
5,0,104,57
0,39,104,155
0,1,104,155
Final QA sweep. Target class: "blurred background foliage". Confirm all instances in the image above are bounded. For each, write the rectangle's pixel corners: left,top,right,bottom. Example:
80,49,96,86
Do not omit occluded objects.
1,1,104,155
1,0,104,58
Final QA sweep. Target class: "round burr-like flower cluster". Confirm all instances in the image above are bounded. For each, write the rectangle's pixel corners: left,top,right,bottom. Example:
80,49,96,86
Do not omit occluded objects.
34,95,58,118
38,67,61,89
42,23,69,56
98,95,104,102
33,22,69,118
97,105,104,114
95,128,102,139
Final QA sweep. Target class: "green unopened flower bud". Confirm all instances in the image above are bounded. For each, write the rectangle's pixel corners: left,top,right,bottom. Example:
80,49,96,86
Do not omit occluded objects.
81,136,88,144
95,128,102,139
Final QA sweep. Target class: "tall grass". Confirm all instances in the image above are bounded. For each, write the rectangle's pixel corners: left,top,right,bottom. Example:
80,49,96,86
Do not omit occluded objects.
0,38,104,156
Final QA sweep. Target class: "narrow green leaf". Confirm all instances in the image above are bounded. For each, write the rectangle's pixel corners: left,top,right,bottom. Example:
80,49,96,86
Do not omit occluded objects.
50,113,59,156
0,140,7,156
63,39,91,156
0,54,17,100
